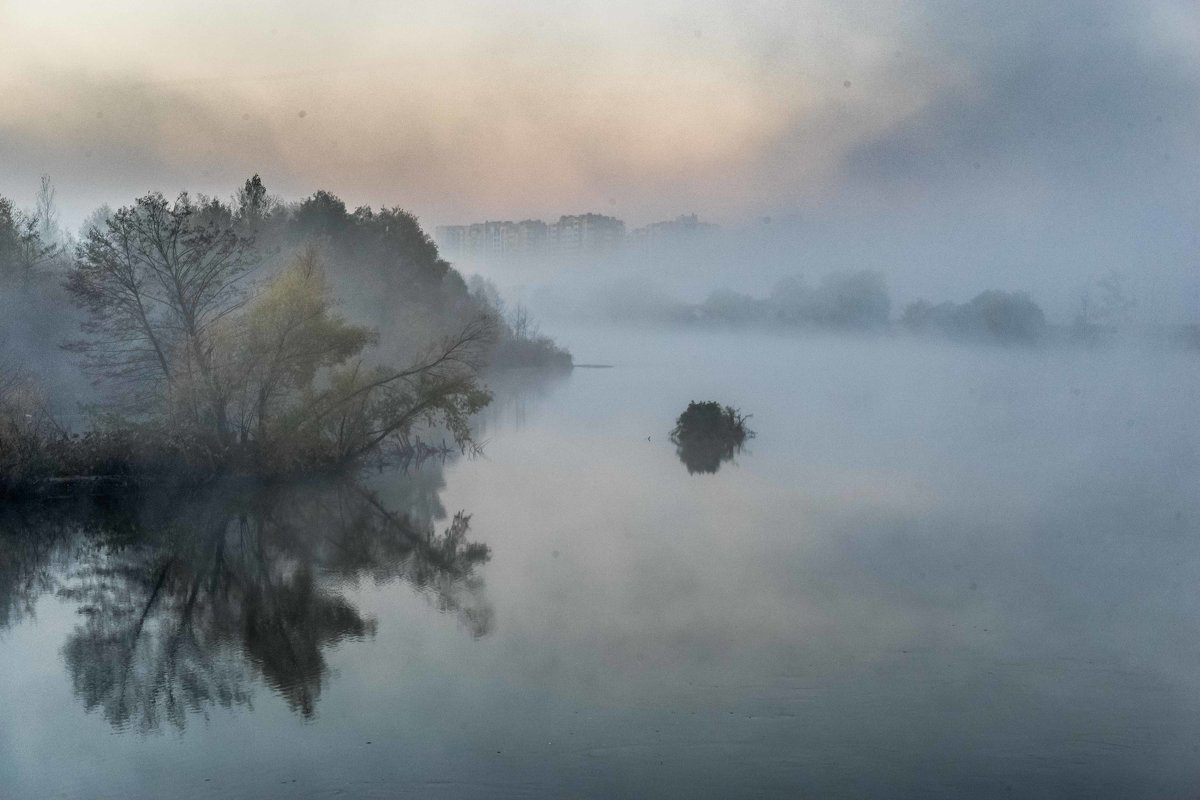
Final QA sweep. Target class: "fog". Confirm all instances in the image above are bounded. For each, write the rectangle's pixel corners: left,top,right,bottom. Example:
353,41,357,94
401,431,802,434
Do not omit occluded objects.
4,1,1198,320
2,1,1199,797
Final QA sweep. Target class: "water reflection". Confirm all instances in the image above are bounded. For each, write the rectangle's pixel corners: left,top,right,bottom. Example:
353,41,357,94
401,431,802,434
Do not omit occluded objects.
477,366,572,434
0,471,491,731
674,437,747,474
0,505,65,630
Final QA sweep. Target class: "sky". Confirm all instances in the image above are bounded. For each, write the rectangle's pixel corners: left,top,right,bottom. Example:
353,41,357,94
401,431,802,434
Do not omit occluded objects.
1,0,1198,319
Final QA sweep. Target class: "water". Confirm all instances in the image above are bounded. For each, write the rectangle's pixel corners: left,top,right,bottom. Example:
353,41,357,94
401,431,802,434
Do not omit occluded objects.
2,327,1200,798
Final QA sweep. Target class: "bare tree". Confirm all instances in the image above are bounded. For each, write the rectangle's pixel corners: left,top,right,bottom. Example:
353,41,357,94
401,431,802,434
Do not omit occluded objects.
34,175,61,248
509,302,537,339
1074,270,1138,339
66,192,258,439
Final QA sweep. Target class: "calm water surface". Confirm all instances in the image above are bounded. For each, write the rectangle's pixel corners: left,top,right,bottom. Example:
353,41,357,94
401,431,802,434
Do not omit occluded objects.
2,327,1200,798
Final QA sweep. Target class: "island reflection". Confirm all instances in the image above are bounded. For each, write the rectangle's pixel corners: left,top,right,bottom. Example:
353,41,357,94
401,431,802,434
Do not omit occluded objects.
0,468,491,731
673,436,747,474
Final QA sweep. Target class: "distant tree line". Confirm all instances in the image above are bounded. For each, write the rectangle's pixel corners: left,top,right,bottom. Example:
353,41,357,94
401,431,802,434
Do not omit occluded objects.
605,271,1122,347
704,271,893,330
899,290,1047,344
635,271,1049,344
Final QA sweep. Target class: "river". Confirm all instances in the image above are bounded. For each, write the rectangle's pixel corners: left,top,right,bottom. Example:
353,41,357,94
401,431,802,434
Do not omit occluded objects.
2,326,1199,798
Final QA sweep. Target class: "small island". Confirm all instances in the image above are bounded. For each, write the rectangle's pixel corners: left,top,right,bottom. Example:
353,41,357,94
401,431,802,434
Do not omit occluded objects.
669,401,753,475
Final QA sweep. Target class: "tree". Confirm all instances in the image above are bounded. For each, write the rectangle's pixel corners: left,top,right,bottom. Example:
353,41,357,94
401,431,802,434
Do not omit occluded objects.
902,290,1046,344
1094,272,1136,326
79,204,114,238
766,275,809,323
213,245,494,468
66,192,259,439
34,175,62,248
0,358,58,488
700,289,762,323
966,290,1046,343
64,188,496,473
40,177,520,482
467,274,505,317
234,174,278,229
1075,271,1136,334
0,196,57,283
276,315,495,465
222,246,372,443
809,271,891,329
293,190,350,239
509,302,535,339
284,198,465,336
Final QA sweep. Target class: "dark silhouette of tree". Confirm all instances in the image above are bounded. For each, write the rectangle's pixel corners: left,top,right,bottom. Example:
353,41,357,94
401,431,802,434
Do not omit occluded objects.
293,190,351,239
234,174,278,231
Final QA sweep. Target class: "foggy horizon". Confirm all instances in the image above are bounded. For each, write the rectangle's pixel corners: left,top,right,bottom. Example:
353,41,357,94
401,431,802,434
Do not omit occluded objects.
4,1,1197,321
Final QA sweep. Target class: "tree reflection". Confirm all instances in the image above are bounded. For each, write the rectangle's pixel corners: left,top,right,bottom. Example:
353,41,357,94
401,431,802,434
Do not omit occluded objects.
0,471,492,731
674,437,746,475
0,506,75,629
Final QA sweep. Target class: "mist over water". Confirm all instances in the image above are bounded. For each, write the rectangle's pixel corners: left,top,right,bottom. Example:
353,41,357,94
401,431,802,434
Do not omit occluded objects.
2,323,1198,798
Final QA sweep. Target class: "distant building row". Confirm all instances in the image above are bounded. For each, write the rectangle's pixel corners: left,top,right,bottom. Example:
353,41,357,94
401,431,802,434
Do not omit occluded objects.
435,213,716,261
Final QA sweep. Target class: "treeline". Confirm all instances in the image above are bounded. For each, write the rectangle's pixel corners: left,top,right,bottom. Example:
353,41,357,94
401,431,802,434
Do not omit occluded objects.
2,176,569,370
624,271,1046,343
899,291,1046,344
683,272,892,330
605,269,1165,348
0,175,569,494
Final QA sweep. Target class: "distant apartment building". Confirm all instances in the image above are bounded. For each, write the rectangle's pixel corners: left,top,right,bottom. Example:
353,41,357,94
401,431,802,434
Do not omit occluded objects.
434,224,469,257
515,219,548,251
435,220,542,260
547,214,625,255
628,214,719,248
436,212,711,262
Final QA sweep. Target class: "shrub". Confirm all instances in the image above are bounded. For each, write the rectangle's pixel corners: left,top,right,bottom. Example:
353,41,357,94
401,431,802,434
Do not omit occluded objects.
670,401,751,443
669,402,754,475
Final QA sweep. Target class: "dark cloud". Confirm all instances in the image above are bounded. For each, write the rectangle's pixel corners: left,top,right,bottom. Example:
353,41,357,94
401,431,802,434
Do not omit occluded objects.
776,0,1200,322
841,1,1200,192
